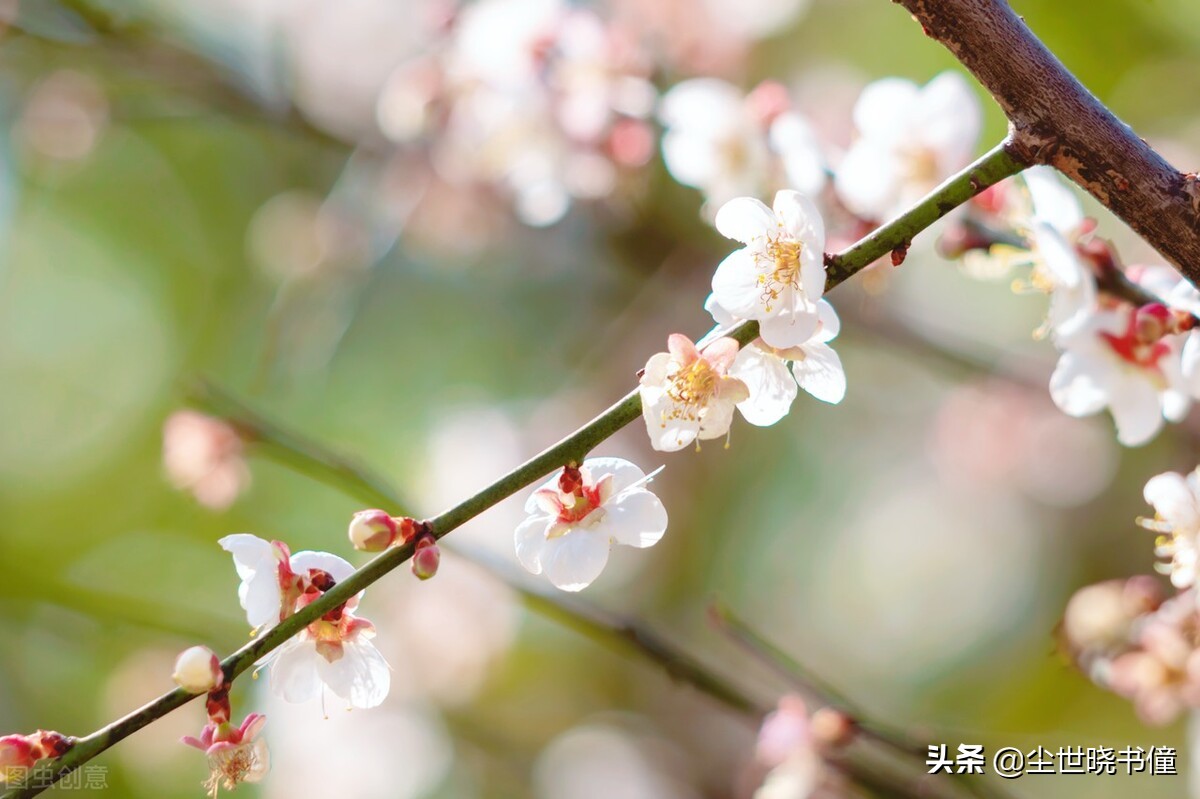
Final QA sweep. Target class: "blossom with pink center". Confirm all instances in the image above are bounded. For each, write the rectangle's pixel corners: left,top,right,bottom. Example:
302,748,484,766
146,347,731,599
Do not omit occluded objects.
182,713,269,797
639,334,750,451
1049,300,1190,447
266,605,391,709
835,72,980,222
162,410,250,510
219,534,391,708
515,458,667,591
711,190,826,349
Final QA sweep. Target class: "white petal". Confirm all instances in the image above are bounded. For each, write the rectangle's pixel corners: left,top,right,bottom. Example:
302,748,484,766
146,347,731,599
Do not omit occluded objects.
834,140,901,220
542,531,611,592
758,303,821,349
1108,373,1165,447
852,77,919,142
815,299,840,343
769,112,827,197
715,197,777,244
514,514,551,574
772,190,825,256
697,396,740,440
641,393,700,452
915,72,981,170
289,551,356,585
731,345,798,426
602,489,668,549
1024,166,1083,234
220,534,282,630
1048,351,1111,417
791,342,846,404
662,130,718,189
1145,472,1200,532
712,250,769,318
219,533,275,577
704,292,740,328
269,639,322,704
1181,333,1200,397
317,638,391,709
582,457,646,494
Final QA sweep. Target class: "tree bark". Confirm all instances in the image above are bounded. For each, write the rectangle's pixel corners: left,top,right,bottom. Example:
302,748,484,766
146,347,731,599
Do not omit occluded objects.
892,0,1200,285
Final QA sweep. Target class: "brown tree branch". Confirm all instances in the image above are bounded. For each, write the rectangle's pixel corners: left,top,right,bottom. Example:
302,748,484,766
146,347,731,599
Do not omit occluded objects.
892,0,1200,283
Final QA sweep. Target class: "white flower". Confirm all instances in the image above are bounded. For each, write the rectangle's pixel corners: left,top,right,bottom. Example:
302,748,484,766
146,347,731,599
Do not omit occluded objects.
728,299,846,426
266,611,391,710
1140,469,1200,590
162,410,250,510
219,534,391,709
660,78,771,209
515,458,668,591
711,190,826,349
835,72,980,221
639,334,750,452
1028,219,1096,337
1049,303,1190,447
182,713,270,797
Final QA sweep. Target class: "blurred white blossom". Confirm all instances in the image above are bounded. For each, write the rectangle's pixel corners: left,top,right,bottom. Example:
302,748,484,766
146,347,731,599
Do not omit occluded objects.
835,72,980,221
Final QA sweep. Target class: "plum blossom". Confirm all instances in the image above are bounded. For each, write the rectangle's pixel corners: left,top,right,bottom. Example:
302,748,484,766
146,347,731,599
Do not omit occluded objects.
724,299,846,426
711,190,826,349
835,72,980,221
1140,469,1200,590
753,696,853,799
219,535,391,708
660,79,770,208
162,411,250,510
660,79,825,213
515,458,667,591
639,334,749,451
266,605,391,709
1107,592,1200,725
182,713,269,797
1049,301,1191,447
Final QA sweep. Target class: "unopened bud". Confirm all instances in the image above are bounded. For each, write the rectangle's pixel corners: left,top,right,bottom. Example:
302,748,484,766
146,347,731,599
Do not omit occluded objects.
173,646,224,694
348,509,399,552
0,735,36,775
809,707,856,750
412,536,440,581
558,465,583,496
1134,303,1171,343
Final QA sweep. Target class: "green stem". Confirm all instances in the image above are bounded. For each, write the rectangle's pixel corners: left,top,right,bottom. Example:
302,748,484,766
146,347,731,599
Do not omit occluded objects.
2,138,1025,799
824,141,1027,288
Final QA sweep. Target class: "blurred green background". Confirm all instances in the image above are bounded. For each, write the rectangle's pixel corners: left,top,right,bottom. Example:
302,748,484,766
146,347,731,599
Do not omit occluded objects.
2,0,1200,797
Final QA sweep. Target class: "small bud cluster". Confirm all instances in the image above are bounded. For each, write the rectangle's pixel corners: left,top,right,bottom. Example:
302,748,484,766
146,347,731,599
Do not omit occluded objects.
347,511,440,580
0,730,72,785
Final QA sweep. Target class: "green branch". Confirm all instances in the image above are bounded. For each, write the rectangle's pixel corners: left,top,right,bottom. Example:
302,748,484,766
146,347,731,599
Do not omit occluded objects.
2,138,1025,799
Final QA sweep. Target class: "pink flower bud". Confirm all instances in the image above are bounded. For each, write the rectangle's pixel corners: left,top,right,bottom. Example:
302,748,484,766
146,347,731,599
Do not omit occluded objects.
348,509,400,552
0,735,36,775
1134,303,1171,343
173,645,224,694
412,537,440,580
809,707,856,750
